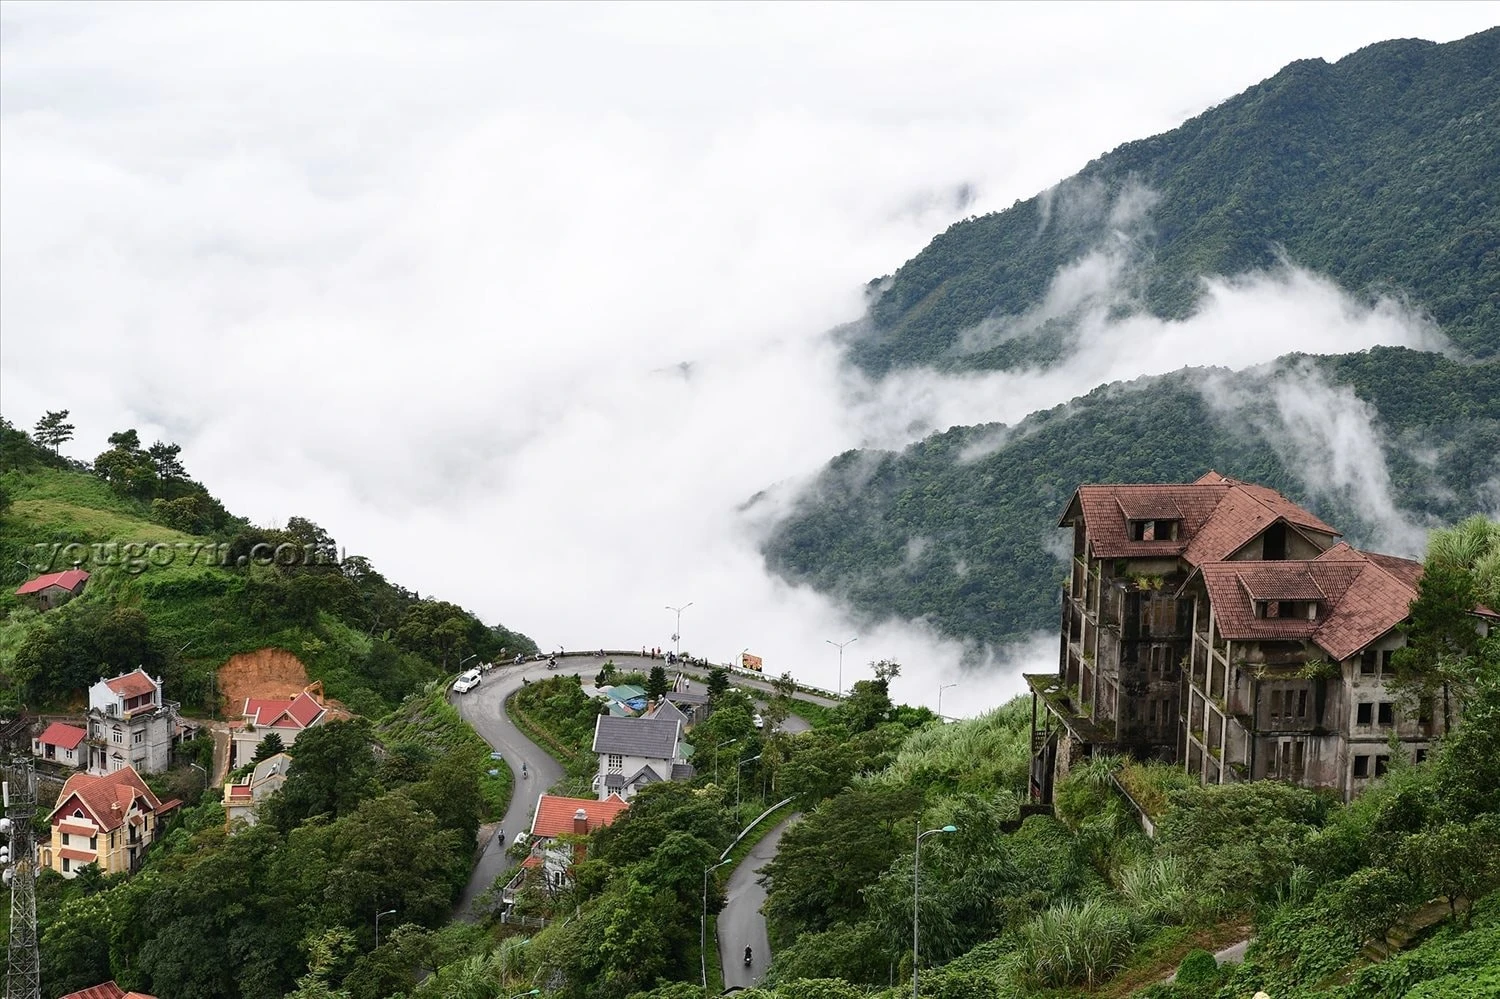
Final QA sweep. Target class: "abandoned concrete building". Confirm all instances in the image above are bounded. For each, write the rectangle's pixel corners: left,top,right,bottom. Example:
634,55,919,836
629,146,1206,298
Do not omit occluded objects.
1026,471,1475,804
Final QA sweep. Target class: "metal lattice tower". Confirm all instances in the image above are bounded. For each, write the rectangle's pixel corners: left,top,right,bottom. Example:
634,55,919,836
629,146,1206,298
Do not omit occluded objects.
3,759,41,999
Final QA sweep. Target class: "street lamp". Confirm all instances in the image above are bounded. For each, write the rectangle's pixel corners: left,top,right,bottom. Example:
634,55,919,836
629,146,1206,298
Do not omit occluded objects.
666,602,693,658
913,825,957,998
459,653,478,669
937,683,959,720
736,754,761,812
375,908,397,949
702,858,733,988
713,738,738,784
826,637,857,697
188,762,208,791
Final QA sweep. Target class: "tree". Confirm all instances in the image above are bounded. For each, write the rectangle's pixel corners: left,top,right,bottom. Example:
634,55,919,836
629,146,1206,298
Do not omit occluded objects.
267,720,380,831
33,409,74,453
147,440,188,480
646,664,669,700
706,667,730,703
253,732,286,762
1403,815,1500,924
870,659,902,687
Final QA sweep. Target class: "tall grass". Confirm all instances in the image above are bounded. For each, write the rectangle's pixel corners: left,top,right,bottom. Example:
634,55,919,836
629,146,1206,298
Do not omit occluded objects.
1116,854,1210,925
1015,897,1138,989
875,696,1032,795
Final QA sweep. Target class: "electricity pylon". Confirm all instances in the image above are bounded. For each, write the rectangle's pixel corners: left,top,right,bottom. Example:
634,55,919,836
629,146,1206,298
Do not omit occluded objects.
3,759,41,999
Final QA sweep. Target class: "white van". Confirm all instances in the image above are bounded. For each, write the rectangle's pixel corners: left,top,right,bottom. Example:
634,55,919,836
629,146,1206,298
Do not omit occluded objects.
453,668,482,694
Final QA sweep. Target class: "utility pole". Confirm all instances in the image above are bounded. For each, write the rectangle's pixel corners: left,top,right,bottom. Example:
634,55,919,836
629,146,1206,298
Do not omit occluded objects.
826,637,857,697
3,759,42,999
665,602,693,658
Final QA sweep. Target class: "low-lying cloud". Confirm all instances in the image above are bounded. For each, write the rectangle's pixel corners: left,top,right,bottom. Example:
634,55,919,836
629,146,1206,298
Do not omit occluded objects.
3,5,1492,714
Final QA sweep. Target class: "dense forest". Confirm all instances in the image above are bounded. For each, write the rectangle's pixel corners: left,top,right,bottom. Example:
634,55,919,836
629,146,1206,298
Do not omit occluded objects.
0,414,536,719
844,28,1499,376
762,348,1500,647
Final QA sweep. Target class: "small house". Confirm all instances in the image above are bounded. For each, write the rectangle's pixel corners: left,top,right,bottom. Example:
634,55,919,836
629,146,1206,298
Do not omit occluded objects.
14,568,89,610
33,721,87,769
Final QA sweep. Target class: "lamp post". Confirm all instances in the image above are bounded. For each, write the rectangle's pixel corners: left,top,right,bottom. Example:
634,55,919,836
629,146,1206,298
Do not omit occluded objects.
374,907,397,949
188,762,208,791
713,738,737,784
666,602,693,658
937,683,958,720
825,637,857,697
913,825,957,998
702,858,733,988
459,653,478,669
736,754,761,812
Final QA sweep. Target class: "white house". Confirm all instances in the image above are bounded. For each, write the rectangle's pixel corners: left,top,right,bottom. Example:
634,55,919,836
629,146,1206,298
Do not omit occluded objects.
33,722,87,769
230,688,328,768
85,669,181,776
223,752,293,831
590,715,695,801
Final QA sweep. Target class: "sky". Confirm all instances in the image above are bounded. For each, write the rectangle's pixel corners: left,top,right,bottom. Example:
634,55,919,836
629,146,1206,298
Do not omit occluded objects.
3,2,1496,715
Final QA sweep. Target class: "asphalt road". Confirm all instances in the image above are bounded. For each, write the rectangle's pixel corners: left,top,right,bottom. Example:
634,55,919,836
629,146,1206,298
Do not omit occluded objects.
446,653,823,922
718,813,800,988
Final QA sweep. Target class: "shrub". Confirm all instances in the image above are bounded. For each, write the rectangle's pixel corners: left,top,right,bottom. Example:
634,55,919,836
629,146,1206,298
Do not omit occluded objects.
1174,948,1219,984
1014,897,1136,989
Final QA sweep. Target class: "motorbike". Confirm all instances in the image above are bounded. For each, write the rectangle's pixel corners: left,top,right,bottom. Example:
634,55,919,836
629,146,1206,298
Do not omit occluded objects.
744,946,752,966
547,658,558,670
522,763,529,779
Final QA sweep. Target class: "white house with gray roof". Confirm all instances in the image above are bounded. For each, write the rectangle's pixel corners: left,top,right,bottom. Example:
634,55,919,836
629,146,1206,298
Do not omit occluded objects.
591,714,695,801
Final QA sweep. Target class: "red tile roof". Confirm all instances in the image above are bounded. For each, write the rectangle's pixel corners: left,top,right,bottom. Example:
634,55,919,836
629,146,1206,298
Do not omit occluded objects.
59,847,97,862
1065,473,1339,564
529,793,629,839
1194,546,1422,662
242,690,325,730
104,669,158,699
48,766,163,834
58,983,156,999
37,721,87,751
15,569,89,596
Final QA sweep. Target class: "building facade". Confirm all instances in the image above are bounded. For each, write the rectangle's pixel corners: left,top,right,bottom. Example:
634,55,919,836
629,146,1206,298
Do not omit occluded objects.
33,721,88,769
85,669,182,776
590,715,695,800
44,765,177,878
223,752,293,830
1028,473,1456,804
229,687,328,768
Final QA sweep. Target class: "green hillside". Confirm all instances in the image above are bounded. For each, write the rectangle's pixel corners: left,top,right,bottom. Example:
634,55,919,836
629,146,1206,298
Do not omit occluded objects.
0,416,536,718
761,349,1500,647
845,28,1500,375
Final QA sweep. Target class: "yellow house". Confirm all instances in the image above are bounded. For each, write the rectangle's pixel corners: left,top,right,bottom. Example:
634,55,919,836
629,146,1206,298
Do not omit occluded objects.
44,765,179,877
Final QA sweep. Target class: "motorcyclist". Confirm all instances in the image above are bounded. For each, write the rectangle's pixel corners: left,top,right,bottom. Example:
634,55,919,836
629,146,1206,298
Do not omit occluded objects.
744,946,752,965
521,761,528,779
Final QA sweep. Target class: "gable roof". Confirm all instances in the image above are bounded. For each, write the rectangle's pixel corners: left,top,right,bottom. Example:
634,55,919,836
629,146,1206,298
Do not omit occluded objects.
58,984,157,999
625,764,662,787
643,699,689,725
48,766,163,833
15,569,89,596
37,721,87,751
242,690,325,730
592,715,682,759
104,669,158,700
530,793,629,838
1192,545,1422,662
1063,473,1339,563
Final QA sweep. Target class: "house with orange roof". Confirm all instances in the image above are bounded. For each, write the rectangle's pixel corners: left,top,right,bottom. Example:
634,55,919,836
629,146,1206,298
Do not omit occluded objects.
501,793,629,906
14,568,89,610
223,751,293,831
1027,473,1461,804
59,982,157,999
44,764,179,877
33,720,88,769
84,668,182,776
229,687,328,768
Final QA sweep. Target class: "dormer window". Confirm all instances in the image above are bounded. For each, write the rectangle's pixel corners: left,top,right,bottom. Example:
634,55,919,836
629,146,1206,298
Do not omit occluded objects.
1129,519,1179,542
1256,600,1319,620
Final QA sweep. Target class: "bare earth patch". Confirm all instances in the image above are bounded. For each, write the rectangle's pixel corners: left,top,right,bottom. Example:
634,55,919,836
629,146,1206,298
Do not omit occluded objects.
217,647,349,719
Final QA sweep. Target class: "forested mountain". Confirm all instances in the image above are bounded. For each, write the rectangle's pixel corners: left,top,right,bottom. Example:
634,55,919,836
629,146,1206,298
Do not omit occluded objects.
845,28,1499,375
762,349,1500,647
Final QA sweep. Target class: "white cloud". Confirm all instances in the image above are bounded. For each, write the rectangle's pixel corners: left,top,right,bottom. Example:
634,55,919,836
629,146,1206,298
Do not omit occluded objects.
2,3,1492,714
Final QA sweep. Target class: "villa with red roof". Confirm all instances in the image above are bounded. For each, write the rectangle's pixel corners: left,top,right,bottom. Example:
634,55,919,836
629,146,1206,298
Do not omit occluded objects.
230,688,328,768
44,764,179,877
85,668,183,776
33,721,88,769
13,568,89,610
1028,472,1475,804
501,793,629,906
59,982,157,999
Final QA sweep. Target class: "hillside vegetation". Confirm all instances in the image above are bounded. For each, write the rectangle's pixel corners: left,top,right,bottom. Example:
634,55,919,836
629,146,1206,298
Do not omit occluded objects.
763,348,1500,647
845,28,1499,375
0,415,536,719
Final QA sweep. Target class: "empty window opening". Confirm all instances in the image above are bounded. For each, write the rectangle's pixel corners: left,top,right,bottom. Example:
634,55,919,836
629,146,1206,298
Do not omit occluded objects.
1375,755,1391,777
1360,650,1377,675
1357,703,1373,725
1263,522,1287,560
1353,754,1370,778
1378,702,1395,725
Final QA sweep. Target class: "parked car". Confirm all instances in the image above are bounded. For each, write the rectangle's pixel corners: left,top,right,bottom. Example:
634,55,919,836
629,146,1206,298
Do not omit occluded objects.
453,668,482,694
752,713,765,728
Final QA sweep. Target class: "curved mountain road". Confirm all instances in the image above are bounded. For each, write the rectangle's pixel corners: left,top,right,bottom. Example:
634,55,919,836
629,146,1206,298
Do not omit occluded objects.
718,813,800,989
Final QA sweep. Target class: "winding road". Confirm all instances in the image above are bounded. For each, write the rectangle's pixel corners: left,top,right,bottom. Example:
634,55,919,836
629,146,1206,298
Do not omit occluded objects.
718,813,800,989
447,652,821,923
